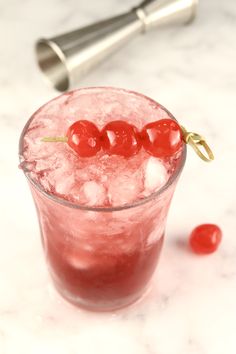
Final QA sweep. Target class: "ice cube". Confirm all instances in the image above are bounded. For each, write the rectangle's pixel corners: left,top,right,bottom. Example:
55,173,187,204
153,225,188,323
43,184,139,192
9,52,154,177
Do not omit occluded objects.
65,250,93,270
55,174,75,195
108,171,143,206
147,224,165,245
81,181,106,206
144,157,169,193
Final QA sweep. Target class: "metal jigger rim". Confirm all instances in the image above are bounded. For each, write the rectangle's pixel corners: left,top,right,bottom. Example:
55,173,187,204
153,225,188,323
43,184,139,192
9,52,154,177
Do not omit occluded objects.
36,38,70,92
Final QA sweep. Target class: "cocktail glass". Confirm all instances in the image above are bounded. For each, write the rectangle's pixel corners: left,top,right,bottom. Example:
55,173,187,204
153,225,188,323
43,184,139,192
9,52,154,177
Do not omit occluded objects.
19,87,186,311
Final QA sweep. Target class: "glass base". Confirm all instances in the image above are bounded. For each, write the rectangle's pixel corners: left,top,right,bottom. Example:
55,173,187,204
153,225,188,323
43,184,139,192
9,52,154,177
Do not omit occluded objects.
52,276,151,312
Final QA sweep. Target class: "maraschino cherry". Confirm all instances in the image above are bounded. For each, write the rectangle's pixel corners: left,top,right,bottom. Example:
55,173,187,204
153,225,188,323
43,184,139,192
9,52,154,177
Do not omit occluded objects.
42,118,183,159
101,120,141,158
141,119,183,158
66,120,101,158
189,224,222,254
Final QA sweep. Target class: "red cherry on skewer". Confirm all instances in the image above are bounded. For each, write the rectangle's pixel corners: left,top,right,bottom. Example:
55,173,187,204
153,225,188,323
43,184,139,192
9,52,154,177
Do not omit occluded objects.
42,118,194,160
101,120,141,158
141,119,183,158
189,224,222,254
66,120,101,157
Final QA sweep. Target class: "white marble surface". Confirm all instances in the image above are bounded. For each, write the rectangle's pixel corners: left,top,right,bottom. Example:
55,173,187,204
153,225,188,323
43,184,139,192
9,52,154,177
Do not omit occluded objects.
1,0,236,353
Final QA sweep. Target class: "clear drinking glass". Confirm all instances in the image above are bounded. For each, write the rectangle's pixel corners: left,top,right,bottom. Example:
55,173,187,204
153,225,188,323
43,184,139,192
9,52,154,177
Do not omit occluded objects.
19,87,186,311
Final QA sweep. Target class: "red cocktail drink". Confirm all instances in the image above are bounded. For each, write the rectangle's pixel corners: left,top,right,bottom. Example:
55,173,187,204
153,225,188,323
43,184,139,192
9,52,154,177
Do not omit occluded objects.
19,87,185,311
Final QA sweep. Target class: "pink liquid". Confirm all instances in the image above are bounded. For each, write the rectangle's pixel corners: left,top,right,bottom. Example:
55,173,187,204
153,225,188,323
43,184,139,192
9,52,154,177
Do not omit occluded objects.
47,226,164,310
20,88,185,310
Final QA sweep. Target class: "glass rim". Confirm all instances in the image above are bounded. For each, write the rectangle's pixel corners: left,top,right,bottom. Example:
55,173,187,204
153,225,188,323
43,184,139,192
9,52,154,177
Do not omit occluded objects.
19,86,187,213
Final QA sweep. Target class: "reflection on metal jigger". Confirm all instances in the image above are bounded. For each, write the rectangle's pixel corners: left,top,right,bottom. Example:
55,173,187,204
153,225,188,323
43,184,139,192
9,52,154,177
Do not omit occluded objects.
35,0,198,91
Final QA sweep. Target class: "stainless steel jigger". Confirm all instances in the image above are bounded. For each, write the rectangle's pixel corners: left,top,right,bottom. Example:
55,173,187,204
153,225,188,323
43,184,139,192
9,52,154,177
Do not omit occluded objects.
36,0,198,91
